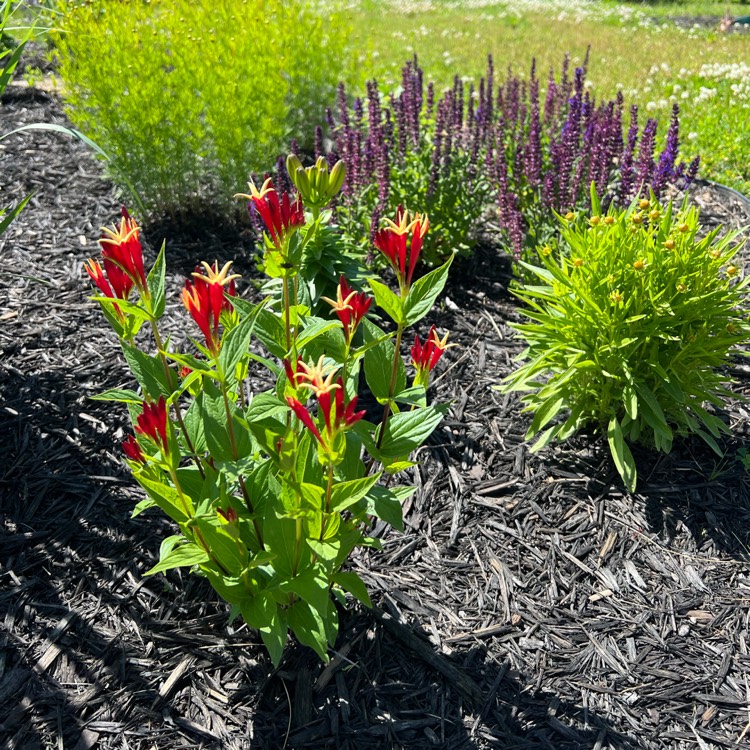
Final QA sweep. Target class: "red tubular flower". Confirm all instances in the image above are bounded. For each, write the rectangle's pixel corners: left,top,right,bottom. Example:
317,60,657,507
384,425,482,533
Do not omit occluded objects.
98,209,147,292
332,380,366,430
85,257,133,302
374,207,429,289
286,396,324,444
134,397,170,454
181,261,239,355
122,435,146,464
412,326,450,386
322,277,372,344
241,178,304,247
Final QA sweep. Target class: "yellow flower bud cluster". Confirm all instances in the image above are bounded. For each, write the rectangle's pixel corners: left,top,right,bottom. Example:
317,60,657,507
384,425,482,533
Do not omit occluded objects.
286,154,346,211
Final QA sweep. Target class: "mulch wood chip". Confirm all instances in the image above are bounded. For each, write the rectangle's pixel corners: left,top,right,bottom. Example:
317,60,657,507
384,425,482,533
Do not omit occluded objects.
2,88,750,750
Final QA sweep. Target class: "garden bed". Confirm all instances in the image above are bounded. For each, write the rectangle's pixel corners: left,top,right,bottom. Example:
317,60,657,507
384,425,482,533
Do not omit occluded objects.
2,88,750,750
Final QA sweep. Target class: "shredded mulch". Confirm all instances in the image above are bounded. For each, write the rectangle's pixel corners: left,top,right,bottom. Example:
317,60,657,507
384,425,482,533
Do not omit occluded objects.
3,87,750,750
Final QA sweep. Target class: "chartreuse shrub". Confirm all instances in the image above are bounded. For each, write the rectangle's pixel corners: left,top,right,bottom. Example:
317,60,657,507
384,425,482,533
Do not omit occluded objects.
84,158,453,664
51,0,354,217
501,185,749,491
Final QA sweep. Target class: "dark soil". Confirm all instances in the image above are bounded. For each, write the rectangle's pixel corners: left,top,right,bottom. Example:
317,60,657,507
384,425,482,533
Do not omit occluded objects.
3,88,750,750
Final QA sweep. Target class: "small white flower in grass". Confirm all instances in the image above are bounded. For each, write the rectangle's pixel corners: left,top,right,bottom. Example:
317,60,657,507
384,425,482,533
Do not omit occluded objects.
682,91,689,99
688,132,698,141
646,101,657,112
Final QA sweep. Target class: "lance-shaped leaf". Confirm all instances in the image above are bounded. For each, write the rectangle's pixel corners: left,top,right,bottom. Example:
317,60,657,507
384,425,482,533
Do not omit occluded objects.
403,256,452,326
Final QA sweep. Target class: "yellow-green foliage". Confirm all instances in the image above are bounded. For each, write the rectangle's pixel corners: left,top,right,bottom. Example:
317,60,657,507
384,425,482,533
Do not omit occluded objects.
53,0,355,217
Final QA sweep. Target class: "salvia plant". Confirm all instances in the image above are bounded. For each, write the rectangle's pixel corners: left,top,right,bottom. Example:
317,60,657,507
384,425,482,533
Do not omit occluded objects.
85,159,453,665
317,54,700,266
501,184,749,491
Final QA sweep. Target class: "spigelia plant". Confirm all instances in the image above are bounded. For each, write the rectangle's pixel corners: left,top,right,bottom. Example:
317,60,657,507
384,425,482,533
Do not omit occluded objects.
501,185,749,491
85,167,453,665
320,54,699,267
52,0,356,217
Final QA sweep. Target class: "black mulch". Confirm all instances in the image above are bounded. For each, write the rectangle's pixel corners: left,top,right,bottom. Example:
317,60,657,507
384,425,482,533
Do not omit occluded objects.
3,88,750,750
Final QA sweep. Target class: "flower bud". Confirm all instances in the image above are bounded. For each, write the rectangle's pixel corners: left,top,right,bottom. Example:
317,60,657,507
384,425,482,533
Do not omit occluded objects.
328,160,346,197
664,239,675,250
604,216,615,226
639,199,650,210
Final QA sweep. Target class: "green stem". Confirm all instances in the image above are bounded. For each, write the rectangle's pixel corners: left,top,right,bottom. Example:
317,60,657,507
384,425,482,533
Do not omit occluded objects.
219,377,265,550
320,461,335,542
149,317,204,479
376,323,404,451
282,275,292,354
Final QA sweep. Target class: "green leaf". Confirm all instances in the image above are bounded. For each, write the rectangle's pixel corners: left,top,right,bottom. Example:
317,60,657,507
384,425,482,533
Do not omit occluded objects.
218,300,265,380
378,404,449,458
296,317,341,351
287,599,330,662
0,194,30,235
194,516,246,576
362,319,404,404
147,241,166,319
330,473,382,512
144,541,209,576
252,308,286,359
393,386,427,408
590,181,602,216
90,387,142,404
134,473,193,523
259,606,288,667
246,391,287,424
263,509,301,578
525,394,565,440
369,278,404,326
131,496,157,517
634,383,672,443
282,568,331,616
607,417,637,493
333,571,372,608
365,485,412,531
122,342,172,399
403,256,452,326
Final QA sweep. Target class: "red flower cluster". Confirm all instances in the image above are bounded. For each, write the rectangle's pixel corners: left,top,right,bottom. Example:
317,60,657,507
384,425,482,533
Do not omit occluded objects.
85,209,146,306
285,357,365,453
287,385,365,448
181,261,238,355
374,207,429,289
411,326,450,387
322,277,372,344
134,396,170,454
242,178,304,247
